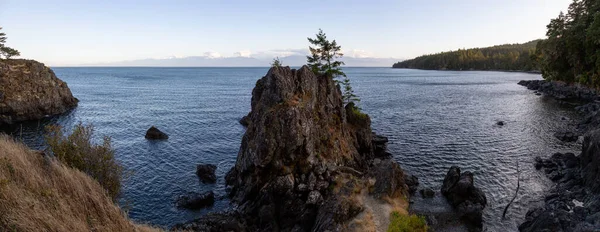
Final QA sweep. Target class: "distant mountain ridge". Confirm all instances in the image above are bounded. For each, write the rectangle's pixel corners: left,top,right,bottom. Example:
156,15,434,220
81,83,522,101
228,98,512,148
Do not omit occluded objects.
392,40,541,71
82,55,399,67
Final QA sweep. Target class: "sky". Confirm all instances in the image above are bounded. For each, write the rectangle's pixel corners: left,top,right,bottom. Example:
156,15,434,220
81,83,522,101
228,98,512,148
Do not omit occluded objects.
0,0,571,66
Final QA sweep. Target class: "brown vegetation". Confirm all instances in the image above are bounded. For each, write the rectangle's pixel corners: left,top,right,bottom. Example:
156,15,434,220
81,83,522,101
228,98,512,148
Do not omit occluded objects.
45,123,123,201
0,135,161,232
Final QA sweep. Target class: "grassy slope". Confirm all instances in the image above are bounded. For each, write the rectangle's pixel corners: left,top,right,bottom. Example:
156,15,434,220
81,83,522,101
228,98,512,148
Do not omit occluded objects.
0,135,161,232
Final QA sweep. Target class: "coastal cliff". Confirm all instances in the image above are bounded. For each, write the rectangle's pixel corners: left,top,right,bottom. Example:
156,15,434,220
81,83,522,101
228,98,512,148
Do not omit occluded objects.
0,59,78,125
175,66,418,231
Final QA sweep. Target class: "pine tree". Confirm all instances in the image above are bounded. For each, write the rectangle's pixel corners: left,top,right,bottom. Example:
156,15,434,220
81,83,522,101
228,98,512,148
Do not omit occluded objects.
307,29,345,78
0,27,20,59
307,29,360,106
341,76,359,105
271,57,282,68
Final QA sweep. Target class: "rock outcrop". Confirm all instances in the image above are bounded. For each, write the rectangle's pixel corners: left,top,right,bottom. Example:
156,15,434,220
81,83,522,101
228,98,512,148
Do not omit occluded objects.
441,166,487,230
520,129,600,231
145,126,169,140
177,66,413,231
518,80,599,101
196,164,217,184
0,59,78,125
176,191,215,210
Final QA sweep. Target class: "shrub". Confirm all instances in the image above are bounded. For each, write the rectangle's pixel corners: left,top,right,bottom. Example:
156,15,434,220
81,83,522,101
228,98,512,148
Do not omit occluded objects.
271,57,282,68
45,123,123,201
387,211,428,232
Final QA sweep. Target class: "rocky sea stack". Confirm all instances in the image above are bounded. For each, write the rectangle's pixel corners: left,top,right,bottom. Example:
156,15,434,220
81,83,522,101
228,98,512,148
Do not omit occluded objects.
175,66,415,231
0,59,78,125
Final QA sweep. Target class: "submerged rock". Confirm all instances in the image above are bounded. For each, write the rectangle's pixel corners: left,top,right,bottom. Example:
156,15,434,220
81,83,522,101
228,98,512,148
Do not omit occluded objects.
145,126,169,140
496,121,505,126
176,191,215,210
420,188,435,198
0,59,78,125
196,164,217,184
554,130,579,142
441,166,487,230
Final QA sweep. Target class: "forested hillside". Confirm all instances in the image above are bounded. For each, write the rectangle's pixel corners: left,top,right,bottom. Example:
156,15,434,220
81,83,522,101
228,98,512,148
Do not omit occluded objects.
392,40,540,71
535,0,600,87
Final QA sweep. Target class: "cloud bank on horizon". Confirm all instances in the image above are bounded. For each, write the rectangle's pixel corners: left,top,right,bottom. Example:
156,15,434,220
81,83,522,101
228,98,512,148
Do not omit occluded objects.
82,48,400,67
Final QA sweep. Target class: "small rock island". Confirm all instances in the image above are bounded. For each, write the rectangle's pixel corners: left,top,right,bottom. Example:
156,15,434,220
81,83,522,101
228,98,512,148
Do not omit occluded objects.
174,66,420,231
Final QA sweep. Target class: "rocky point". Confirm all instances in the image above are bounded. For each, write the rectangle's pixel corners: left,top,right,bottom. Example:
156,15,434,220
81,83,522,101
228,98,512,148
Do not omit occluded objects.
0,59,78,125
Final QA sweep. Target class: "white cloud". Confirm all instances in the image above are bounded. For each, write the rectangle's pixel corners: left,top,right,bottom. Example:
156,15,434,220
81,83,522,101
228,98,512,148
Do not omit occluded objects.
203,51,222,59
252,48,310,59
233,50,252,57
344,49,374,58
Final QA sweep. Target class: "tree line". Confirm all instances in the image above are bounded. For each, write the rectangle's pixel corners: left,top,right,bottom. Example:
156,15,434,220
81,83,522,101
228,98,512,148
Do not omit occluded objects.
535,0,600,87
392,40,541,71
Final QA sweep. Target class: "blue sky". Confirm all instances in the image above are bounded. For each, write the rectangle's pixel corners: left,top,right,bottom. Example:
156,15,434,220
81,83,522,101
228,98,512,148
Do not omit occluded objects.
0,0,570,66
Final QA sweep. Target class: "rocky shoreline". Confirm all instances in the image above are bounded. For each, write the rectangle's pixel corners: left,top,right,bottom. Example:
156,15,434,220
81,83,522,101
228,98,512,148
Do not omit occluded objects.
518,79,600,231
0,59,78,126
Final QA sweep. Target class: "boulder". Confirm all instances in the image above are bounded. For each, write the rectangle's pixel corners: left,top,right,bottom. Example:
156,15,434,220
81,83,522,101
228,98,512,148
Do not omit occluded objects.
145,126,169,140
372,133,390,158
196,164,217,184
176,191,215,210
420,188,435,198
238,115,250,127
554,131,579,142
496,121,505,126
172,212,246,232
404,173,419,195
441,166,487,230
367,159,409,199
0,59,78,125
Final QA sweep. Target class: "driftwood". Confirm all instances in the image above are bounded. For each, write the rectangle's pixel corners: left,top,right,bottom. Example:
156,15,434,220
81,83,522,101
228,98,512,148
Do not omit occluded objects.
502,161,521,219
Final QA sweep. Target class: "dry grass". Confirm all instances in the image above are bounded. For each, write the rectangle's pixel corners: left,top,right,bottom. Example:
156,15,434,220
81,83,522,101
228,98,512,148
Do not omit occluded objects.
0,135,162,232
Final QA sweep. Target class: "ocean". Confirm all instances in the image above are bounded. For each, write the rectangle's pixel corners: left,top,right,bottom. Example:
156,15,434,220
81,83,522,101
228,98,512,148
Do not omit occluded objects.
3,67,580,231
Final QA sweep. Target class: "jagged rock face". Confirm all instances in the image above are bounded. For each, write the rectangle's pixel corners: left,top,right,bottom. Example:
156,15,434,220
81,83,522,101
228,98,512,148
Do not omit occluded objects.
0,59,78,125
581,129,600,193
441,166,487,230
224,66,380,231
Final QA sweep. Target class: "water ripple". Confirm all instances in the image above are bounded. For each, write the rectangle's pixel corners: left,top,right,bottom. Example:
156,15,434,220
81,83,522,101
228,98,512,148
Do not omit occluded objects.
3,67,581,231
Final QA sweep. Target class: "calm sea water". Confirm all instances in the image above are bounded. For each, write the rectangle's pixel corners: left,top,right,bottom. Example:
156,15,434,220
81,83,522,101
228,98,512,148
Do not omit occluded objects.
3,67,581,231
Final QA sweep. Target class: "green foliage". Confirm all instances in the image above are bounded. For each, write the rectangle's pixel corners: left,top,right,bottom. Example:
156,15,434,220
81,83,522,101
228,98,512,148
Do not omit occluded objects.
341,76,360,105
45,123,123,201
535,0,600,87
307,29,346,78
271,57,282,68
0,27,20,59
387,211,428,232
393,40,540,71
348,104,368,120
